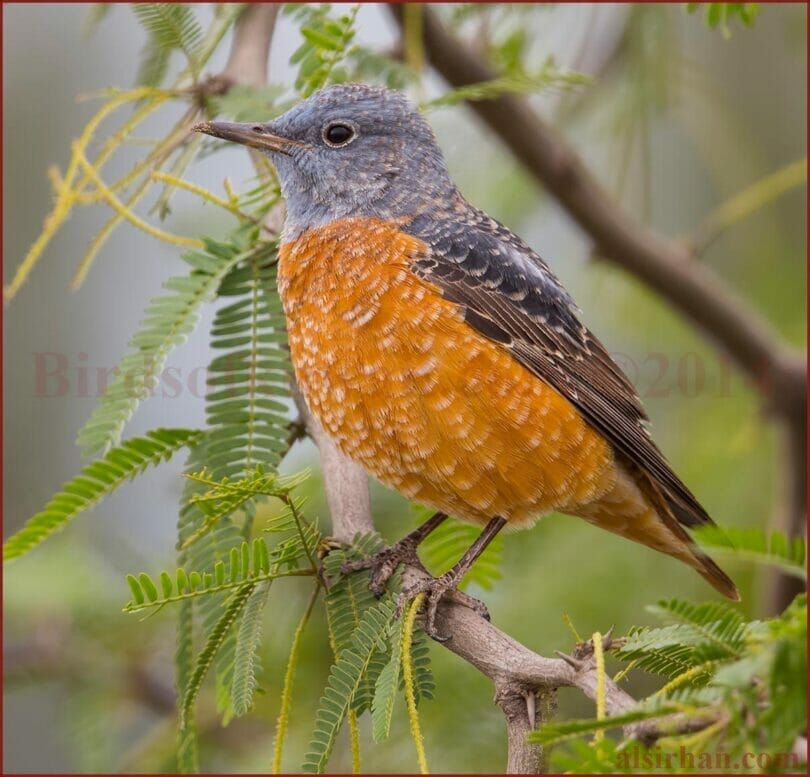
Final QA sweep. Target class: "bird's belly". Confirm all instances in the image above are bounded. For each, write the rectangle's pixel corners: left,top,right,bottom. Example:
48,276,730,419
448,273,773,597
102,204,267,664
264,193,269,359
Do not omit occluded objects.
279,219,616,526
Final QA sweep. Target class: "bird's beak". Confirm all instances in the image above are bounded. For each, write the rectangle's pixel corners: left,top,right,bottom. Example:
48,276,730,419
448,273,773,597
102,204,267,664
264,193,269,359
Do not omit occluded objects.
192,121,296,154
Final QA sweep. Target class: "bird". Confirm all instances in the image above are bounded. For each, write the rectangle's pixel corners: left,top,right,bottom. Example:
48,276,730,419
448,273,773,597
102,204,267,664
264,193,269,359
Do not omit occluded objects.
194,83,738,639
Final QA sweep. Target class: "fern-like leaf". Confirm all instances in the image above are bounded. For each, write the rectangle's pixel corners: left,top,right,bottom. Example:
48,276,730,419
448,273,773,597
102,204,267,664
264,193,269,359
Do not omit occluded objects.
323,536,391,714
178,466,314,560
175,458,315,728
323,537,386,652
616,625,716,679
174,443,245,761
204,252,291,482
133,4,204,80
371,621,402,743
615,598,750,682
231,582,271,717
166,228,288,758
175,597,198,774
4,428,201,563
76,239,254,456
649,599,747,659
286,4,361,96
407,631,435,704
180,582,255,729
179,466,307,549
303,599,396,773
124,537,312,612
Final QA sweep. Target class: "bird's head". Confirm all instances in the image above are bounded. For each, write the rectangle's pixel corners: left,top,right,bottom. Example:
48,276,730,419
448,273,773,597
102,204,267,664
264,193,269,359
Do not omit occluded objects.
194,83,457,238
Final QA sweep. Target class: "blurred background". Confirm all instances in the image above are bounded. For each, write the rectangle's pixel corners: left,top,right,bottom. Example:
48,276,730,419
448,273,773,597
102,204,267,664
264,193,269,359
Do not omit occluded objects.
3,3,806,772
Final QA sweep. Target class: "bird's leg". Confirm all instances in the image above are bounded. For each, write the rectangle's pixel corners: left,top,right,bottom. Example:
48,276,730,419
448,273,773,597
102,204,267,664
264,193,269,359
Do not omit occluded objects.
341,511,448,596
399,515,507,642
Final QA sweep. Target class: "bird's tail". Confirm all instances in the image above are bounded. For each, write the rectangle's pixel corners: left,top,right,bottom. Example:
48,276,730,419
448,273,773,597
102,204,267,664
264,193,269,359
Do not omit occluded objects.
688,545,740,601
575,467,739,601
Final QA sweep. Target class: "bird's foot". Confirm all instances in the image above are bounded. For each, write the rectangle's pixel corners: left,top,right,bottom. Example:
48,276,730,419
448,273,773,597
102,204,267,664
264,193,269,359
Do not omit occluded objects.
340,538,424,597
397,572,490,642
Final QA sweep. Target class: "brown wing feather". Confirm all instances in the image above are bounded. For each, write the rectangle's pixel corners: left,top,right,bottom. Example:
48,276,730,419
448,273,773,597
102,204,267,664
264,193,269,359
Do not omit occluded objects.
405,208,714,529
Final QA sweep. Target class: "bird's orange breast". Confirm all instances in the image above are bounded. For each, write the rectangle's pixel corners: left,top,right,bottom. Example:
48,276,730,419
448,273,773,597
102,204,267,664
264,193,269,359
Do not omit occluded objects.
278,218,616,526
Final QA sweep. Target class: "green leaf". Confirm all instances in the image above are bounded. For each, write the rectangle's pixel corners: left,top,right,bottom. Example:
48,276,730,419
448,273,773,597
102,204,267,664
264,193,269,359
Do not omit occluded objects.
684,3,760,36
648,599,746,658
200,253,293,487
323,535,390,714
127,574,145,606
615,625,709,679
288,3,361,96
231,582,271,717
180,582,255,729
76,239,257,456
372,622,402,743
406,630,435,704
303,599,396,773
160,571,174,598
139,572,159,602
301,26,343,52
122,538,312,612
133,4,204,78
4,428,201,563
175,444,244,767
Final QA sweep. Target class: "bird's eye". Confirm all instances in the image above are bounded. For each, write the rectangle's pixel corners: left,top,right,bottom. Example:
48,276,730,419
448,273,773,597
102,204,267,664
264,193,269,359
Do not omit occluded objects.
323,122,356,147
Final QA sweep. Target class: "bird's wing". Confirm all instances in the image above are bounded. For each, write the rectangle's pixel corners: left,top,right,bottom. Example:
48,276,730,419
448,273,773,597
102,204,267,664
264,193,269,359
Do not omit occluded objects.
404,208,713,529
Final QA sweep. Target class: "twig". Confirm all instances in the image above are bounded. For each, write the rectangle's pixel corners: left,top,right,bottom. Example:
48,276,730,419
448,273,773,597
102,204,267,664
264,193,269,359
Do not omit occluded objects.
285,416,308,450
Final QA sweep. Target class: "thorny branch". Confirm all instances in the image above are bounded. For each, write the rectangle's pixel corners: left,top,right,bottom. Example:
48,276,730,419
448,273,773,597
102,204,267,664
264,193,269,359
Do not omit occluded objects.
388,5,806,613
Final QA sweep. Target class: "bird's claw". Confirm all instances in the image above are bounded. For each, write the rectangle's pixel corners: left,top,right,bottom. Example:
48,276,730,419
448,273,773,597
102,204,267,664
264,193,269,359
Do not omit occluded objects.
340,540,423,597
396,574,490,642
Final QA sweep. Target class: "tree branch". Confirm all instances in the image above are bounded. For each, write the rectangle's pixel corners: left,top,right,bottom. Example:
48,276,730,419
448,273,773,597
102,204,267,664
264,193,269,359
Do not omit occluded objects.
221,4,278,88
293,387,372,545
220,6,737,774
388,5,806,610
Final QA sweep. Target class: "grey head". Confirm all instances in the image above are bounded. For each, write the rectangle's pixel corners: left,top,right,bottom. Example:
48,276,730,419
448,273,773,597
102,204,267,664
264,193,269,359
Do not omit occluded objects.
195,83,458,239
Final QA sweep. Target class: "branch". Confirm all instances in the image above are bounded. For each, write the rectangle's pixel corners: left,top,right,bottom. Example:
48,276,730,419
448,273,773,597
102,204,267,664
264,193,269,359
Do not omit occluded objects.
400,565,681,750
220,5,278,88
388,5,806,609
220,7,728,774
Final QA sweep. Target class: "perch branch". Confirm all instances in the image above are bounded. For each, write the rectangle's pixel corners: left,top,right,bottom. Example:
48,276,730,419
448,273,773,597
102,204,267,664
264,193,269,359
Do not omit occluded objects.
222,6,727,774
388,5,806,610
